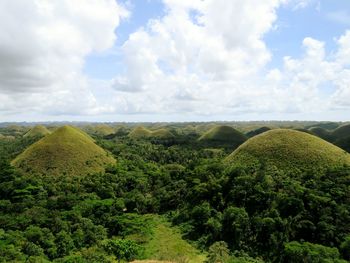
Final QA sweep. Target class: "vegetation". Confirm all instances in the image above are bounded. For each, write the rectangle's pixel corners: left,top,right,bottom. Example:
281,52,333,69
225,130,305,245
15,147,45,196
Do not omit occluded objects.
0,122,349,262
84,124,115,136
198,125,247,149
23,125,51,138
332,124,350,140
309,127,333,142
226,129,350,174
245,127,271,138
12,125,115,176
129,127,152,139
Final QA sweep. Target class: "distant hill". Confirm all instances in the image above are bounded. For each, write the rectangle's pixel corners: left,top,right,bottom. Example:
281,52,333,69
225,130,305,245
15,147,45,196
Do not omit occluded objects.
12,125,115,176
23,125,51,138
128,127,174,139
198,125,247,148
246,126,271,138
149,129,174,139
83,124,115,136
307,122,340,130
226,129,350,174
129,126,152,139
309,127,334,142
332,124,350,140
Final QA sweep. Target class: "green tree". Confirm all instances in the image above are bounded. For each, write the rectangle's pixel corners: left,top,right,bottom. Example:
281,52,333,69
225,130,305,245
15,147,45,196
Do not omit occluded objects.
206,241,230,263
102,239,140,262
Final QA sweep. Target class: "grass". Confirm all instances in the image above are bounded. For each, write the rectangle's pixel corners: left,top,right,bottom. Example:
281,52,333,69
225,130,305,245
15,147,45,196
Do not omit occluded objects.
129,127,152,139
84,124,115,136
23,125,51,138
142,216,205,263
332,124,350,140
309,127,333,142
12,125,116,176
198,125,247,146
226,129,350,174
129,127,175,139
246,126,271,138
128,215,206,263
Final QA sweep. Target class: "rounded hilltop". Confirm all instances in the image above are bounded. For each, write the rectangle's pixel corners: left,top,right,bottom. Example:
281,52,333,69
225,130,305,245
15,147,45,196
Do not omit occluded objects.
128,126,152,139
198,125,247,147
12,125,115,176
226,129,350,174
149,128,174,139
23,125,51,138
128,127,174,139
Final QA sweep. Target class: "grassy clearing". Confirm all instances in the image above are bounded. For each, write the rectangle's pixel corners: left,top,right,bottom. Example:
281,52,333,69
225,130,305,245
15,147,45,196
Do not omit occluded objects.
130,215,206,263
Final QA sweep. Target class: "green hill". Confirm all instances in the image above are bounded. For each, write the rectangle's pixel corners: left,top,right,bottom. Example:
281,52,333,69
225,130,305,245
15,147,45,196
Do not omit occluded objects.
309,127,334,142
198,125,247,148
23,125,51,138
129,127,152,139
149,129,174,139
87,124,115,136
335,136,350,153
12,125,115,176
332,124,350,140
226,129,350,174
246,126,271,138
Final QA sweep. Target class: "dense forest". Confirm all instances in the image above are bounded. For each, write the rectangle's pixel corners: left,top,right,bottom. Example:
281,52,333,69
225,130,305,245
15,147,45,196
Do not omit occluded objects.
0,122,350,262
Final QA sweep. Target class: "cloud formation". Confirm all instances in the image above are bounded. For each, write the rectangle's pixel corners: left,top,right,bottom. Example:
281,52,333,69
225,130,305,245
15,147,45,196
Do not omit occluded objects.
0,0,127,116
0,0,349,121
111,0,350,119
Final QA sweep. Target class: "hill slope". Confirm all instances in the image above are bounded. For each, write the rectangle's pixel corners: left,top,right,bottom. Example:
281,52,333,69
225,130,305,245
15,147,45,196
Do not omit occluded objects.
129,127,152,139
226,129,350,173
149,129,174,139
199,125,247,147
309,127,334,142
23,125,51,138
12,126,115,176
332,124,350,140
246,126,271,138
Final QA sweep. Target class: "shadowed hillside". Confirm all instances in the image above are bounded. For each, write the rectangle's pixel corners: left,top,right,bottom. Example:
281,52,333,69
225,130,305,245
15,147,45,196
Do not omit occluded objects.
332,124,350,140
246,126,271,138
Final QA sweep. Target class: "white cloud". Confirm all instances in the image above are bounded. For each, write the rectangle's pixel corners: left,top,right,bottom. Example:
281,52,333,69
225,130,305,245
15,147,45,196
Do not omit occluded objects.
112,0,346,118
112,0,285,115
0,0,127,117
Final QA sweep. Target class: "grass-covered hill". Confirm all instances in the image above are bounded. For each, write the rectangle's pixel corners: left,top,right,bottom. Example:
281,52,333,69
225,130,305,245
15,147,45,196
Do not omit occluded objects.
149,129,174,139
128,127,174,140
226,129,350,174
198,125,247,148
246,126,271,138
12,125,115,176
129,126,152,139
23,125,51,138
309,127,334,142
84,124,115,136
332,124,350,140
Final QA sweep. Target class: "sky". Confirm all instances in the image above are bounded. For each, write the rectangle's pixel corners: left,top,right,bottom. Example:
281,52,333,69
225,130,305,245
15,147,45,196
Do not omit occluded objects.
1,0,350,122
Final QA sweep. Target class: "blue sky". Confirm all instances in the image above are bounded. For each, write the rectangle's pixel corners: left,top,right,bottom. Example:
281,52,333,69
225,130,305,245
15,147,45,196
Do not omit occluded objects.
1,0,350,122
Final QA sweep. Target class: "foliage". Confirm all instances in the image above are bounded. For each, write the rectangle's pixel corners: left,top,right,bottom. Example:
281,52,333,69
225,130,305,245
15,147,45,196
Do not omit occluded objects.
0,123,349,262
12,125,116,176
226,129,350,174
